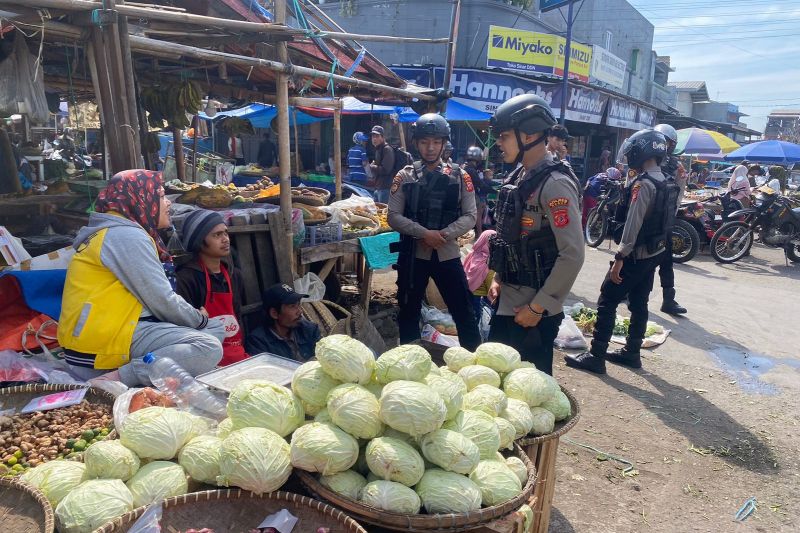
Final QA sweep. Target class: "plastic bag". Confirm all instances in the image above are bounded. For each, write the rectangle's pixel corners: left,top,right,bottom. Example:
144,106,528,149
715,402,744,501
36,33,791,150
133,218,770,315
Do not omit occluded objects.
0,350,48,383
554,316,588,350
291,207,306,247
421,304,456,329
257,508,298,532
293,272,325,302
421,324,459,348
127,503,162,533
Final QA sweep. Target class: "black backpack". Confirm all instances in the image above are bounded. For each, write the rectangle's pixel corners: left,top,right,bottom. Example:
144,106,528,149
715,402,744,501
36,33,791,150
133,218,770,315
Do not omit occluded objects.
389,145,413,176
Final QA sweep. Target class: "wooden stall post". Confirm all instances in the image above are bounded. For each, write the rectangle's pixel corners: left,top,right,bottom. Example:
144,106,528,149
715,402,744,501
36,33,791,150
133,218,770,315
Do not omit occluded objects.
114,0,143,166
333,105,343,201
292,109,301,176
191,115,199,182
173,128,186,182
397,119,407,151
274,0,294,274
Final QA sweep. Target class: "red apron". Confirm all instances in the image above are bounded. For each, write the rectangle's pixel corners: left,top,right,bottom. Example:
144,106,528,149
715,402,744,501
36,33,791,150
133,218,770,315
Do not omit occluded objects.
202,263,248,366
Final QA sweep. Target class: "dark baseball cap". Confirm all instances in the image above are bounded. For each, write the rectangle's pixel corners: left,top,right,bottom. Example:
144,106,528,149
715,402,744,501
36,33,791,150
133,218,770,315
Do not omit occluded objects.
548,124,570,140
262,283,307,311
371,126,385,136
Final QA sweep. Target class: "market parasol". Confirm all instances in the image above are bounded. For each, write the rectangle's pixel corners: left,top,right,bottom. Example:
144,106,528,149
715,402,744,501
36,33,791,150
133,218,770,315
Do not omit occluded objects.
675,128,741,155
723,140,800,164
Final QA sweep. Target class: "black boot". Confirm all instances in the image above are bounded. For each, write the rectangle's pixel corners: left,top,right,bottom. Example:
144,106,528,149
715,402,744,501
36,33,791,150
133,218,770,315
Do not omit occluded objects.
660,288,687,315
606,346,642,369
564,351,607,374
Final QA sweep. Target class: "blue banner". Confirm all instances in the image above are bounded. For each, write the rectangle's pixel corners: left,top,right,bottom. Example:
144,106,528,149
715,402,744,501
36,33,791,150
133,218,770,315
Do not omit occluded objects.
390,67,432,88
540,0,572,13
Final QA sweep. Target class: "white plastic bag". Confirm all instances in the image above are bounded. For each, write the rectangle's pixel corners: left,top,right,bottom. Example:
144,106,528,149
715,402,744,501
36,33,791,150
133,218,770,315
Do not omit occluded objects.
554,316,588,350
127,503,162,533
294,272,325,302
421,324,459,348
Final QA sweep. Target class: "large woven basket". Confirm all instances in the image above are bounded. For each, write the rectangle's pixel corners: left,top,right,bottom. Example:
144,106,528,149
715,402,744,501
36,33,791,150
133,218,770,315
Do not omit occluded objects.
93,489,367,533
0,477,55,533
517,387,581,446
0,384,118,411
298,444,537,532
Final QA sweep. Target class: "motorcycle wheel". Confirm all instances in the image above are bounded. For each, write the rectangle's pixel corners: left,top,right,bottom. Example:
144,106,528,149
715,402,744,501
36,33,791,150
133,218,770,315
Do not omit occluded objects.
786,244,800,263
710,221,754,263
585,208,606,248
672,219,700,263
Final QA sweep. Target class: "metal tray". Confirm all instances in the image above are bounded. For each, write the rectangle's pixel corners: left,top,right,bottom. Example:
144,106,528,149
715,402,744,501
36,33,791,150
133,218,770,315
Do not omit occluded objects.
195,353,302,393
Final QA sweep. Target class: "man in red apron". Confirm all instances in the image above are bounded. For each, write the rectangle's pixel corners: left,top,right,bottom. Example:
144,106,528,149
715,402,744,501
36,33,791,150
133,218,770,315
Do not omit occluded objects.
176,210,248,366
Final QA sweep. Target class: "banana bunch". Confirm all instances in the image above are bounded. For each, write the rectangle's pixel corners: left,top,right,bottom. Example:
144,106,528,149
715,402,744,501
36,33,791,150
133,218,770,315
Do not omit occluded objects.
219,116,255,136
140,81,202,130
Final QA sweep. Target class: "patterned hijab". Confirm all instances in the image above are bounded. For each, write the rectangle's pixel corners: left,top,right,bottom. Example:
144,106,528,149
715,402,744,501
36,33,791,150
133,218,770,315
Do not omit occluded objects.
95,169,169,261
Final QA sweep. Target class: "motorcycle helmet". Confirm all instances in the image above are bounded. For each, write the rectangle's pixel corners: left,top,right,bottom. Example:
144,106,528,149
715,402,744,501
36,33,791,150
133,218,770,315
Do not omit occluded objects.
352,131,368,144
605,167,622,181
466,146,484,162
621,129,668,170
444,141,454,157
411,113,450,141
490,94,556,164
655,124,681,155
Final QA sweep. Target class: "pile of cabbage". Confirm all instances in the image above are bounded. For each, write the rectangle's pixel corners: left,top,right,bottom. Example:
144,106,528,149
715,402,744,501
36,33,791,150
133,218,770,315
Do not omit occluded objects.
290,338,572,516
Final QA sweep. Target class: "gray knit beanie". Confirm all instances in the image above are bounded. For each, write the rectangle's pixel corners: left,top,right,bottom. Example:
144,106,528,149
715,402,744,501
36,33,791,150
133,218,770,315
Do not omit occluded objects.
181,209,225,252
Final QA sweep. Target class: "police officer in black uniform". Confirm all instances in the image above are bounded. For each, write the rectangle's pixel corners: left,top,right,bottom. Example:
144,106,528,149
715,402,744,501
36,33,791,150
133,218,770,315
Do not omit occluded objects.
388,114,481,350
654,123,687,315
486,95,585,375
463,146,494,237
565,129,680,374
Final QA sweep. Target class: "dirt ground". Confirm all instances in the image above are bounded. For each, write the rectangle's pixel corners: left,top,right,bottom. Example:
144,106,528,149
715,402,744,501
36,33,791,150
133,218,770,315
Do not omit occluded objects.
370,243,800,532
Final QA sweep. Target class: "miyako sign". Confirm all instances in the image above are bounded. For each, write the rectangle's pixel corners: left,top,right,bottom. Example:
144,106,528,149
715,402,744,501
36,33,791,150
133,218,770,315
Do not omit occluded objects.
487,25,592,82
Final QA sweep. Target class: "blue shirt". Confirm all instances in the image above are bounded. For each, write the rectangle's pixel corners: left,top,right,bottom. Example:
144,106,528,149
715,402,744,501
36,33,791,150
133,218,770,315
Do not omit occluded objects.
585,173,609,198
347,145,367,181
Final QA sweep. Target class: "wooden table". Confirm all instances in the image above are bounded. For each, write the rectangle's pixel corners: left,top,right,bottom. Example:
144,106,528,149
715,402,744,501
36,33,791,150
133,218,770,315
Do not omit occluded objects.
297,238,375,311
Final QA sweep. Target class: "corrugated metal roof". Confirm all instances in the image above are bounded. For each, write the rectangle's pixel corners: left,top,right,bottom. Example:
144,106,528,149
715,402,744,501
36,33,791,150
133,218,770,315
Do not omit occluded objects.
667,81,707,90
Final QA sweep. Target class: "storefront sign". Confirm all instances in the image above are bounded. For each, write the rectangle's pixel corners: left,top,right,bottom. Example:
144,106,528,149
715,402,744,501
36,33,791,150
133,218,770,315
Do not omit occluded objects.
433,67,560,115
486,25,592,82
590,45,626,89
562,86,609,124
637,106,657,129
390,67,431,88
606,96,639,130
540,0,572,12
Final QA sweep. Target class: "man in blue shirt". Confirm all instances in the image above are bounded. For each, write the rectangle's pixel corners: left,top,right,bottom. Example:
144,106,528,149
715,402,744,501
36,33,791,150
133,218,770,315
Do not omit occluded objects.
347,132,369,183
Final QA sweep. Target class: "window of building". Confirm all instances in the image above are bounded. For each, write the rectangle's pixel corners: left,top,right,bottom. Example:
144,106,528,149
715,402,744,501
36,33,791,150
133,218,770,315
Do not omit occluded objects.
604,31,613,50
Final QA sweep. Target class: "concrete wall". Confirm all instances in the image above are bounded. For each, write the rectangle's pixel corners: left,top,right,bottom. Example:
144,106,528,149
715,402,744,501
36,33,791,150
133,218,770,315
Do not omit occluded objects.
693,101,738,124
674,92,694,117
318,0,656,101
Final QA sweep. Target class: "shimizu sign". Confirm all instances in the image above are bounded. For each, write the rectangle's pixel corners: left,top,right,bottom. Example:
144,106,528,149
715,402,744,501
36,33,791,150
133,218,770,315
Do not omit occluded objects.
487,25,592,82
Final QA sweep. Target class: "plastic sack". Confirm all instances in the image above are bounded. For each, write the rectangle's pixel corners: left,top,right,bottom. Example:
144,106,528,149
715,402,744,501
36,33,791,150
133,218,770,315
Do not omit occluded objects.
127,503,162,533
328,196,377,213
113,388,140,432
257,508,298,532
0,36,49,124
0,350,49,383
554,316,588,350
421,324,459,348
294,272,324,302
291,207,306,247
421,304,456,329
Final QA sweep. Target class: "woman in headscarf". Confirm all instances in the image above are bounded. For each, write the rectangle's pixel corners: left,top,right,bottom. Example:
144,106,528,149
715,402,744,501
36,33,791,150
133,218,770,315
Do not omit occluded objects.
58,170,224,385
462,230,496,324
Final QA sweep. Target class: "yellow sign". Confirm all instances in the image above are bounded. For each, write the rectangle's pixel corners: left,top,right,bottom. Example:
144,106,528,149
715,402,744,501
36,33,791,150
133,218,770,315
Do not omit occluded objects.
487,25,592,82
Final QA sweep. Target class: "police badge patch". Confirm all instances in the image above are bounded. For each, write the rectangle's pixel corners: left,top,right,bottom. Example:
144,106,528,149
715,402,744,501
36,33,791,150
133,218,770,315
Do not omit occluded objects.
390,174,403,194
552,208,569,228
463,173,474,192
631,183,641,203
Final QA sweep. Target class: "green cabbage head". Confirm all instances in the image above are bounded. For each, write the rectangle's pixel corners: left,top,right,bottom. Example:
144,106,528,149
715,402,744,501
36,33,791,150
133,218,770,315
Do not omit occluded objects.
178,435,223,485
419,429,480,475
540,390,572,421
360,480,421,514
216,417,234,439
474,342,521,373
375,344,432,384
529,407,556,436
503,368,558,407
218,427,292,493
290,422,359,475
319,469,368,500
442,410,501,459
505,456,528,485
443,347,476,372
458,365,501,390
365,436,425,487
462,384,508,416
424,370,467,421
469,459,522,506
120,406,198,460
227,379,304,437
379,380,446,437
55,479,133,533
327,384,384,439
315,334,375,384
291,360,341,413
500,398,535,439
83,440,140,481
494,417,516,450
21,460,86,506
126,461,188,508
415,469,482,514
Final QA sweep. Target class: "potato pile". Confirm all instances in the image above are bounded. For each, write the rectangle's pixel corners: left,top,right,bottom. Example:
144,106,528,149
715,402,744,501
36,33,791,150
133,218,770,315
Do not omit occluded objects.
0,400,113,476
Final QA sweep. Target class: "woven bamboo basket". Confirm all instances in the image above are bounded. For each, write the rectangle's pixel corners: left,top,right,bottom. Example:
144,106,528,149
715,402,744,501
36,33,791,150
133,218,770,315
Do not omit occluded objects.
93,490,367,533
515,387,581,533
298,444,537,532
0,477,55,533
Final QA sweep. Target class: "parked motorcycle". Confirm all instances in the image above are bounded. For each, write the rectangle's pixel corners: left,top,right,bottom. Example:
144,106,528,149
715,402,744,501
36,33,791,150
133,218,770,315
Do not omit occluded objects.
584,179,624,247
673,191,743,262
710,186,800,264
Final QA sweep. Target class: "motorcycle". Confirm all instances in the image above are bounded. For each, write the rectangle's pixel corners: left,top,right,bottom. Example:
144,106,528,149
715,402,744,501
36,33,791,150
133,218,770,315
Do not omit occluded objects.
673,191,743,263
710,185,800,264
584,179,624,248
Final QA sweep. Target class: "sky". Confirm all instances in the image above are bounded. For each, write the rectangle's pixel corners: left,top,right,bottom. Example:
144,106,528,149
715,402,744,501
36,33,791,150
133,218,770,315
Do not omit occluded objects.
627,0,800,133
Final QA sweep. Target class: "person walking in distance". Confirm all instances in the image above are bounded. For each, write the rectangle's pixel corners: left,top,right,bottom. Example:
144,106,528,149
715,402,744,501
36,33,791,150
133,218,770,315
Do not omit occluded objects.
486,95,584,375
565,129,680,374
370,126,395,203
388,114,481,350
462,146,494,237
347,131,370,184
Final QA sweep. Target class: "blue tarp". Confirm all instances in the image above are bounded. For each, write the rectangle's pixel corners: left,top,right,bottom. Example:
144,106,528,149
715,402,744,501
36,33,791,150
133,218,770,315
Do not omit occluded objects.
198,104,328,129
1,270,67,320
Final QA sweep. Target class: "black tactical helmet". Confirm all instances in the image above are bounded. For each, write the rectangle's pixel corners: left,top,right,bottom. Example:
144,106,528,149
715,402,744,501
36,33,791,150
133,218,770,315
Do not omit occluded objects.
490,94,557,135
466,146,484,162
444,141,454,155
622,129,668,169
411,113,451,140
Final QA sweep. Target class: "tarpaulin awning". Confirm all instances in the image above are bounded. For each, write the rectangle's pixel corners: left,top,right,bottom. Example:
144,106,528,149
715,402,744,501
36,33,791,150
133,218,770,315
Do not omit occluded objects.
198,104,329,128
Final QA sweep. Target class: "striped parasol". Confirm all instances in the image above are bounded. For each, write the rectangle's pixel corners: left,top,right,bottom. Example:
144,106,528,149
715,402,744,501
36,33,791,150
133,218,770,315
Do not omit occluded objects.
676,128,741,155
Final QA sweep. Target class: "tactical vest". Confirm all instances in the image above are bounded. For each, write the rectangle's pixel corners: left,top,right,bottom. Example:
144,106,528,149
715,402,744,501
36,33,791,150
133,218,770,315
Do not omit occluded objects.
613,173,680,253
661,155,679,179
403,162,462,231
489,161,578,289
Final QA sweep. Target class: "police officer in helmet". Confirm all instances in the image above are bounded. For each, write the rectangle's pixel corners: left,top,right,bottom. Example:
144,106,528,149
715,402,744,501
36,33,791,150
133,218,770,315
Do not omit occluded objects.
387,113,481,350
565,129,680,374
653,123,688,315
463,146,494,237
486,94,584,375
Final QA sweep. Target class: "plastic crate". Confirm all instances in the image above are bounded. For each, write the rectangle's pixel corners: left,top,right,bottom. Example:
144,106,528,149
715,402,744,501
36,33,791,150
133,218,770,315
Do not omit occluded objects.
302,221,342,247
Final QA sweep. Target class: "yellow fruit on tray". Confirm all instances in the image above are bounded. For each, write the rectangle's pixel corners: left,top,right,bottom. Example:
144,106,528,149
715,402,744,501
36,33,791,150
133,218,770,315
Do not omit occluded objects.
195,188,233,208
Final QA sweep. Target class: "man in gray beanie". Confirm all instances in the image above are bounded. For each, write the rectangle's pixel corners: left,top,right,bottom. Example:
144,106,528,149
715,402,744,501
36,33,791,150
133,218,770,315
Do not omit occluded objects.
176,209,248,366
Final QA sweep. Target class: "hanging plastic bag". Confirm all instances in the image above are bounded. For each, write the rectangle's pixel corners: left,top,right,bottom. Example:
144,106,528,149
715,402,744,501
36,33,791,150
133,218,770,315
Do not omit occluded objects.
554,316,588,350
294,272,325,302
127,503,163,533
291,207,306,247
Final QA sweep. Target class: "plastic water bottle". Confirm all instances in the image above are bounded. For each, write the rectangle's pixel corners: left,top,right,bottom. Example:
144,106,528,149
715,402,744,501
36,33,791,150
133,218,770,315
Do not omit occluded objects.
143,353,227,421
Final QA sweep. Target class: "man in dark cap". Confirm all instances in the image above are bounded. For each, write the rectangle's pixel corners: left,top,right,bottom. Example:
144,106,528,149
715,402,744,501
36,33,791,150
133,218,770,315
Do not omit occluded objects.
176,209,247,366
245,284,321,361
370,125,395,203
